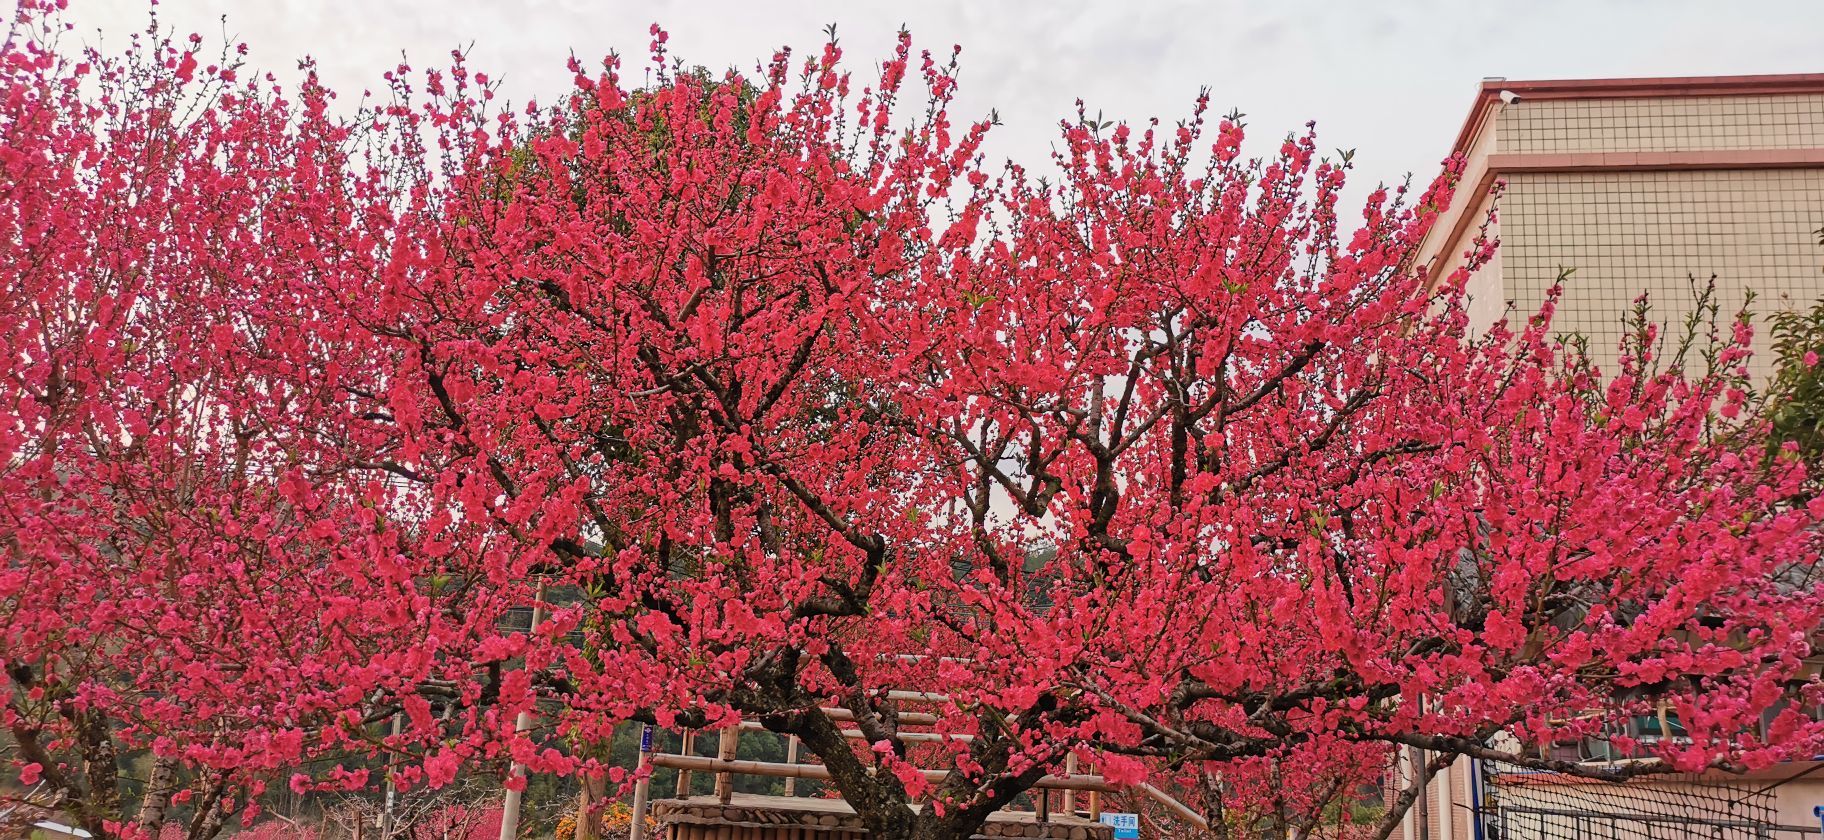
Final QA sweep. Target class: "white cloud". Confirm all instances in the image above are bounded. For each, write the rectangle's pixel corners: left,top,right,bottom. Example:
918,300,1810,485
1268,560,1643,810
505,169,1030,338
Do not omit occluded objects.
62,0,1824,209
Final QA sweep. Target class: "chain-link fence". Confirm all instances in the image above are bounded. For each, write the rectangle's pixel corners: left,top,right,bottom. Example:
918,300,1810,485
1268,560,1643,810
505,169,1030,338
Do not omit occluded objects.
1477,760,1787,840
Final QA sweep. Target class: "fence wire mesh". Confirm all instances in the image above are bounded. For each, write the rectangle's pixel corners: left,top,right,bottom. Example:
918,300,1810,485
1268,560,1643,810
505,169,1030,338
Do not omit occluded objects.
1477,760,1785,840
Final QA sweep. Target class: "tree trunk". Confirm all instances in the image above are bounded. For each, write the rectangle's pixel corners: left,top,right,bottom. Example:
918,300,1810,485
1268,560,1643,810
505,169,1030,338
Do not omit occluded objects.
186,773,233,840
904,810,1001,840
577,772,608,840
65,708,120,840
1370,752,1456,840
138,755,181,836
854,810,968,840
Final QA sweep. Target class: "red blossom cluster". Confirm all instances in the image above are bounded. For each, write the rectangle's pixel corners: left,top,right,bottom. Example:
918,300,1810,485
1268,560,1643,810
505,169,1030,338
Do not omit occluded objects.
1,4,1819,840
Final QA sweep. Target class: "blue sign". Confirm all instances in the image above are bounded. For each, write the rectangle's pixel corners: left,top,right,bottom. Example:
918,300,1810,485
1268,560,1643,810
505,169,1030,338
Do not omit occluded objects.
1814,804,1824,832
1100,813,1139,840
640,724,653,752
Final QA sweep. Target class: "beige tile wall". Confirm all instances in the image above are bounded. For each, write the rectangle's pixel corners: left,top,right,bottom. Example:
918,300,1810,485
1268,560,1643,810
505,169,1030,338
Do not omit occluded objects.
1497,94,1824,154
1456,188,1508,338
1494,168,1824,378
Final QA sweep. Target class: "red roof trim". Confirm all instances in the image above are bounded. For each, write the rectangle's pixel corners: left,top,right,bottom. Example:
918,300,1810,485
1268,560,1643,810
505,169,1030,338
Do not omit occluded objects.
1445,73,1824,160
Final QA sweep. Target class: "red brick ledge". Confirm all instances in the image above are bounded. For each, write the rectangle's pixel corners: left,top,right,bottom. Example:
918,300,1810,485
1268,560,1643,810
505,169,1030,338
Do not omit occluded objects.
1488,148,1824,172
1419,147,1824,284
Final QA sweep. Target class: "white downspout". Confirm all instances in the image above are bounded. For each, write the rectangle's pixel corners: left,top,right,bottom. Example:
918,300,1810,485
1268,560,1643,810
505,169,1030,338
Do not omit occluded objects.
1437,759,1454,840
1402,748,1417,840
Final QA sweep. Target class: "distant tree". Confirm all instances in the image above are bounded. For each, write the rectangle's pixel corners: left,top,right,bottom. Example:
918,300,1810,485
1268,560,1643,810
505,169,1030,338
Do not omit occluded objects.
1763,296,1824,465
321,776,499,840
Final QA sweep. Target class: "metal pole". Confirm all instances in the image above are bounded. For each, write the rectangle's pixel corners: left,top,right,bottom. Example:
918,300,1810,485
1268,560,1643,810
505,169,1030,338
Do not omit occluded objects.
630,725,655,840
736,720,968,743
1467,759,1485,840
646,754,1119,792
497,586,547,840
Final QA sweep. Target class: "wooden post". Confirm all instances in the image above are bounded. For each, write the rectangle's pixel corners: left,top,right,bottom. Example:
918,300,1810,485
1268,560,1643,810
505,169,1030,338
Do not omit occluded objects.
676,729,697,798
783,735,800,796
498,585,546,840
1086,753,1101,820
716,728,739,804
1063,754,1077,816
1036,788,1050,823
630,725,655,840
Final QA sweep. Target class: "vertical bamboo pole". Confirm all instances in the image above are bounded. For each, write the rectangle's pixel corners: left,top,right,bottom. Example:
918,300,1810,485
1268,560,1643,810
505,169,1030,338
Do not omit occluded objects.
1063,754,1078,816
676,729,697,798
498,585,547,840
1090,751,1104,820
715,728,739,803
630,725,655,840
783,736,800,796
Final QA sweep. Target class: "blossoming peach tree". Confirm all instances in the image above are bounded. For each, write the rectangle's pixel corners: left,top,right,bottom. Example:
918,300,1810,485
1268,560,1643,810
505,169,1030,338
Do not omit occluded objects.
2,3,1820,839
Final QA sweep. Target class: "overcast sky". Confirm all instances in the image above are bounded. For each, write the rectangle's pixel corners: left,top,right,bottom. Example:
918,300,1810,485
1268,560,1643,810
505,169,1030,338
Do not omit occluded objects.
62,0,1824,200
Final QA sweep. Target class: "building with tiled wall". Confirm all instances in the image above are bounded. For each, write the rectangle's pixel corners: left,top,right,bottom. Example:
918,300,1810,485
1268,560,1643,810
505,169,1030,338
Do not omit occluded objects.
1412,74,1824,380
1396,74,1824,840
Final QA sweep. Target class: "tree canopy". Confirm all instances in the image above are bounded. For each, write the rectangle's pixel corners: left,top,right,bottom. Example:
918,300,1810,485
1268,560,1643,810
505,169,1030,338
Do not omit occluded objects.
2,5,1821,840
